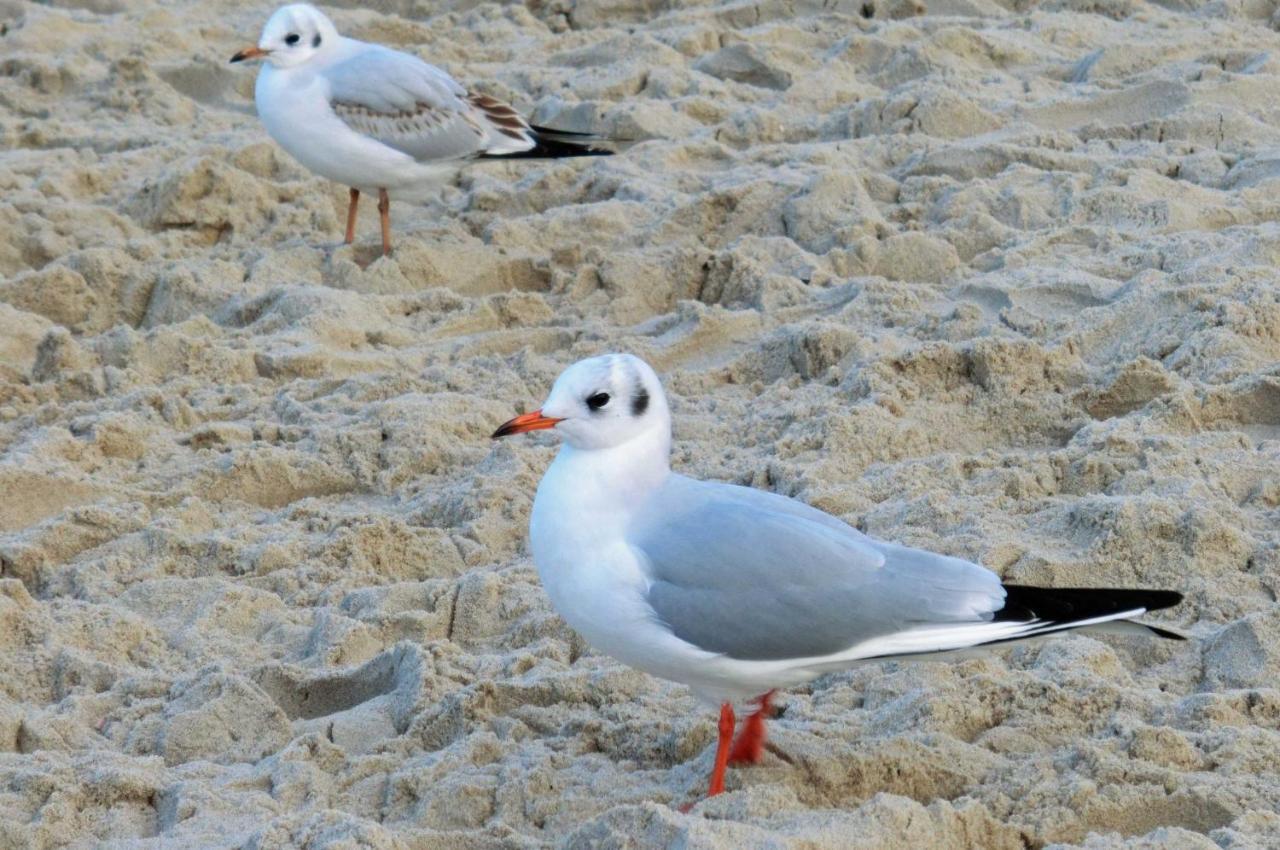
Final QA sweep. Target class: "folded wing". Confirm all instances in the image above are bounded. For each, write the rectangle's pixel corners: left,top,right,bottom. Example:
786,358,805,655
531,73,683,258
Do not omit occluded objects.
630,475,1007,662
324,46,536,161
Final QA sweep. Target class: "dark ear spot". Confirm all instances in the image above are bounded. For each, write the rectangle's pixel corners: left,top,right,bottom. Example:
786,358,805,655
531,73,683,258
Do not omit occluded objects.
312,33,322,47
631,387,649,416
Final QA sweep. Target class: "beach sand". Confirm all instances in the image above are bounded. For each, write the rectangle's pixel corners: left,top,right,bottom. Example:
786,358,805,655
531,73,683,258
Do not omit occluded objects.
2,0,1279,846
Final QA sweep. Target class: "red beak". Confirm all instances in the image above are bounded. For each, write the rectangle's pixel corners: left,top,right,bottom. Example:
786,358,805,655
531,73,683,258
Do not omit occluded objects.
230,46,270,63
491,410,563,439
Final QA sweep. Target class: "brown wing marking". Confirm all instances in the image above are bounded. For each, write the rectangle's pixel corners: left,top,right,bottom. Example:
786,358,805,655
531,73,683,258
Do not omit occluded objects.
468,92,532,142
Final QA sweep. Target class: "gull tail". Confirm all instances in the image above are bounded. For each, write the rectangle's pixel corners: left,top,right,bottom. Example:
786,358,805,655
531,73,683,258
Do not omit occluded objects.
481,125,619,160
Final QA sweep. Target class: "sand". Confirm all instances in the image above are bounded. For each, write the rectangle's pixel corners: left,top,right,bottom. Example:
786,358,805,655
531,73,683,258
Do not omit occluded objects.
2,0,1279,846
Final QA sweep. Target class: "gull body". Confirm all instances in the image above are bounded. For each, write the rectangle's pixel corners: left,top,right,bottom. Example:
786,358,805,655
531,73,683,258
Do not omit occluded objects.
231,4,611,254
493,353,1185,802
253,40,455,197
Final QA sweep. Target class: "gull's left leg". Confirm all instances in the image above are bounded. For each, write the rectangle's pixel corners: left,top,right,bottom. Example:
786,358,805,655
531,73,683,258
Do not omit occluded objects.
708,702,736,796
679,702,738,812
728,690,776,765
377,188,392,256
344,188,360,244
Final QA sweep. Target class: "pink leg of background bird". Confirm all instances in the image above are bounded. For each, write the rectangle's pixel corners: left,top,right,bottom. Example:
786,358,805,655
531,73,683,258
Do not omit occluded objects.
377,188,391,256
345,188,359,244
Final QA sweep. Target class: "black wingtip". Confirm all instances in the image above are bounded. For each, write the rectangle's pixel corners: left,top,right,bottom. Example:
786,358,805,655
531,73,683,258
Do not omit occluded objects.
997,585,1184,628
1139,589,1184,612
1142,622,1188,641
480,126,617,160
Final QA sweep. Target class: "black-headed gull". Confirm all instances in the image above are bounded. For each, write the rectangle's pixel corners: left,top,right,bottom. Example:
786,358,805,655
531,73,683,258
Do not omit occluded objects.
230,4,612,255
492,353,1184,803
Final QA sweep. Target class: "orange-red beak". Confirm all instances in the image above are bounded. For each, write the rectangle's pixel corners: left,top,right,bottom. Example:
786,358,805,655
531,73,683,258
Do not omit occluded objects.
491,410,562,439
230,46,270,63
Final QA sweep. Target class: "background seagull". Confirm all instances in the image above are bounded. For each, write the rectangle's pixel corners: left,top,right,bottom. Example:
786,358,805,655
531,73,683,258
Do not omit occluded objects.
231,3,613,256
492,353,1185,804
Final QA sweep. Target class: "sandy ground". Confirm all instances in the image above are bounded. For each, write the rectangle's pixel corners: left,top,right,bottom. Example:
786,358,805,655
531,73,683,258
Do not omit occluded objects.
2,0,1280,846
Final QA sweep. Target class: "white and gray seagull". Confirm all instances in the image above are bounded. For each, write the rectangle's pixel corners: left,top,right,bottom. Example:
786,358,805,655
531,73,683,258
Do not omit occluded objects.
230,3,612,256
492,353,1184,804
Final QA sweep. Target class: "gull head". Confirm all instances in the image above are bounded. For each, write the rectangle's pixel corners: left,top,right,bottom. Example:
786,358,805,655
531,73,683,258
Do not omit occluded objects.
230,4,339,68
492,353,671,451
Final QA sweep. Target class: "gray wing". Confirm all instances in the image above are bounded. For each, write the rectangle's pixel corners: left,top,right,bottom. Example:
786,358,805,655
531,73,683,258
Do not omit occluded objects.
324,46,534,161
630,475,1005,661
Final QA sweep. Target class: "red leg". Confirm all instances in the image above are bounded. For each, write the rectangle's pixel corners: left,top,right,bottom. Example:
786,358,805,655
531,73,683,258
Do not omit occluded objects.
707,702,736,797
728,690,775,765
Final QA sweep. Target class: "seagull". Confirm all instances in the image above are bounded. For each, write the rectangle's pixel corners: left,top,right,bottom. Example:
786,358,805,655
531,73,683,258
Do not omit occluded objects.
492,353,1185,804
230,4,613,256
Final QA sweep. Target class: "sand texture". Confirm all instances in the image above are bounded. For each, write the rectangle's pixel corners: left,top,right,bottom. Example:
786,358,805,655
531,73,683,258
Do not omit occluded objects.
3,0,1280,846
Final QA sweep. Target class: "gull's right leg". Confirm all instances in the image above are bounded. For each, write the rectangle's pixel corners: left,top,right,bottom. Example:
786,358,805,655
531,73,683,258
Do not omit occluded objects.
377,188,392,256
728,690,776,765
345,188,360,244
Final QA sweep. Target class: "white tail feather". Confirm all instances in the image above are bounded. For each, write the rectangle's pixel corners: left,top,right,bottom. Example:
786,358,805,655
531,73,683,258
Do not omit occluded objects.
797,607,1159,670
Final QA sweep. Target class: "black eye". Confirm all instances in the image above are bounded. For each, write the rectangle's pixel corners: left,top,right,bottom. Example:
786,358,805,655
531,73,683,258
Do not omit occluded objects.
284,33,300,45
312,34,322,47
586,392,610,411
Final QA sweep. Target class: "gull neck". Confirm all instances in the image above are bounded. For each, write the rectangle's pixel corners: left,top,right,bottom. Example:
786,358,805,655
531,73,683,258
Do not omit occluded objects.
553,423,672,506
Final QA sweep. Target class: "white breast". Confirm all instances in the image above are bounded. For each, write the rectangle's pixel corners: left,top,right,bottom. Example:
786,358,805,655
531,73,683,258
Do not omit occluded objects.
529,449,771,703
530,452,650,657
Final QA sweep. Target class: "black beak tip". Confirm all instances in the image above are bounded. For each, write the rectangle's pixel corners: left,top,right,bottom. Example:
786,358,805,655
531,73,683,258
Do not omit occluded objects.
490,425,511,440
230,52,245,63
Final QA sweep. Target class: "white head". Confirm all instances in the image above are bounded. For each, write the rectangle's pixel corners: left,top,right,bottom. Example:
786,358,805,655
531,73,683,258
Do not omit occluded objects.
230,4,339,70
492,353,671,453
